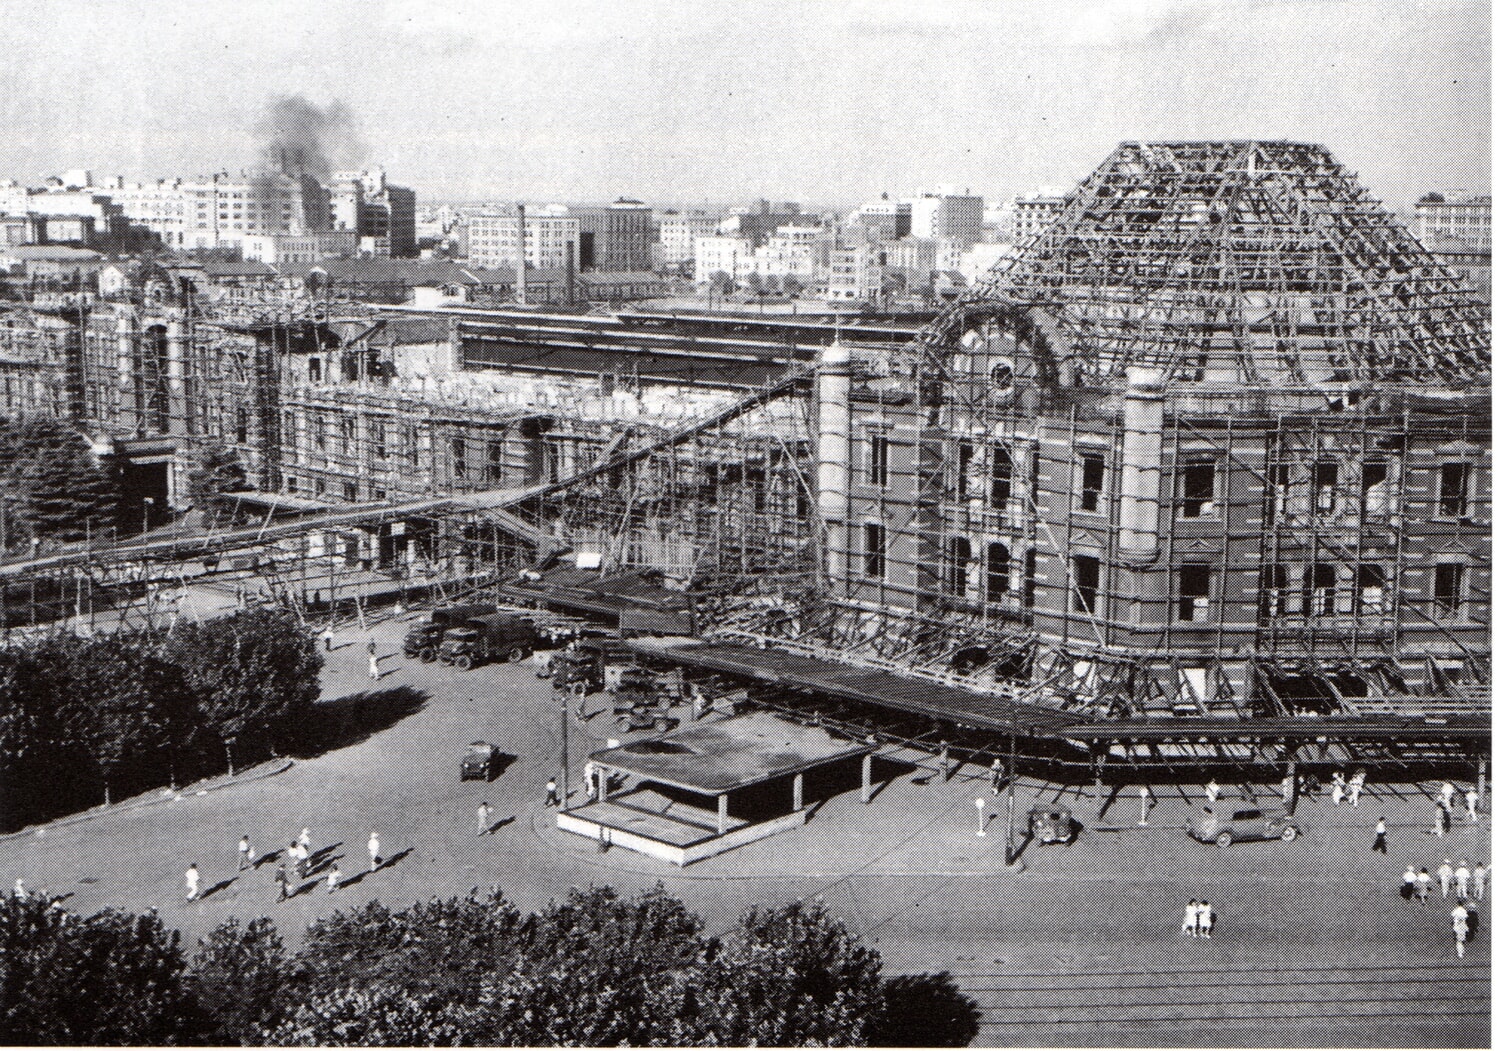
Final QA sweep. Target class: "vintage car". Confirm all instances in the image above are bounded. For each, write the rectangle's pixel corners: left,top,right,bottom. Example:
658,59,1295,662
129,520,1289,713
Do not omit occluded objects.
1027,803,1076,845
461,741,500,782
1188,803,1299,847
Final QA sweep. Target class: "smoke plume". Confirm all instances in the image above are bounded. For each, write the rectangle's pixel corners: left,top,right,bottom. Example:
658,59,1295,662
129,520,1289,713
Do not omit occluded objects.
254,95,365,180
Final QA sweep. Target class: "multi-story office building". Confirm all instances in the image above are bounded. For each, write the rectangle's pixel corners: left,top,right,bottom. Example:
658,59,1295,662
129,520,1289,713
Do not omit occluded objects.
466,209,580,270
330,169,417,258
906,188,983,247
853,194,912,240
1011,191,1068,243
655,210,720,271
1415,191,1491,252
694,235,753,284
572,199,652,272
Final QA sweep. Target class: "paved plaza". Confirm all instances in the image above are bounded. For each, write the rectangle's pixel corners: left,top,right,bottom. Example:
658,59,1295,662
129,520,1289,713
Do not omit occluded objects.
1,612,1489,1047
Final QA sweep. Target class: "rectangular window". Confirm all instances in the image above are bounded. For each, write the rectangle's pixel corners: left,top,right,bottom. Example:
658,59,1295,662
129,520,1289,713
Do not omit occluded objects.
452,437,467,480
990,444,1012,509
314,416,326,451
1071,554,1100,614
1079,452,1105,513
955,441,974,500
1269,461,1291,523
1259,564,1289,620
867,432,889,488
862,523,886,580
343,482,358,502
1177,563,1211,622
986,542,1010,602
1439,462,1471,517
1356,564,1386,615
308,356,321,382
487,440,505,485
404,424,419,469
1361,459,1390,517
1179,460,1216,518
946,536,971,597
1307,562,1337,617
1313,460,1339,515
371,421,387,460
1434,563,1466,619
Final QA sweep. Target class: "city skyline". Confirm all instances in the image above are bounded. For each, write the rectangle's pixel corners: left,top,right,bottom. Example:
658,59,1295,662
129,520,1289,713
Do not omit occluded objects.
0,0,1488,211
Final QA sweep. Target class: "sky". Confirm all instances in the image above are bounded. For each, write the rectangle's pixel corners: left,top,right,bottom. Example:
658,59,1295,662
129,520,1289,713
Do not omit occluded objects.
0,0,1488,210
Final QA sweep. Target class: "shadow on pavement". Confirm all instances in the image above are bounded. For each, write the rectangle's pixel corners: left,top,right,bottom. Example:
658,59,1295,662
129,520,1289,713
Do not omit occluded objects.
199,877,236,901
871,971,980,1047
290,686,429,758
482,816,515,835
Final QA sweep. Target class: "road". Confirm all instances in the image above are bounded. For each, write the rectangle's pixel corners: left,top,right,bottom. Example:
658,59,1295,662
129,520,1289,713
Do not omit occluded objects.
1,613,1488,1047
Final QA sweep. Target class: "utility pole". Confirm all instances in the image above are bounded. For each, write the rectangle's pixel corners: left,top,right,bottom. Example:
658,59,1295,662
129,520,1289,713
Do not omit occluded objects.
1005,713,1018,865
560,686,570,810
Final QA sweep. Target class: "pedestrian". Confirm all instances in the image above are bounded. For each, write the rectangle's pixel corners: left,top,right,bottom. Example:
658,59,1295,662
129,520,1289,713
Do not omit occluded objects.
321,625,334,652
275,862,290,902
368,649,380,681
1372,817,1388,854
1331,773,1345,807
1198,900,1214,939
185,864,200,901
1138,785,1152,826
1452,902,1470,959
1456,860,1471,900
1436,804,1451,837
1466,788,1480,822
1182,899,1200,937
1348,771,1364,809
991,758,1006,796
12,878,23,898
1205,778,1220,804
367,831,381,871
1474,861,1487,903
1417,867,1432,902
1402,865,1418,901
544,777,561,807
289,841,305,878
1439,859,1454,898
584,760,599,801
477,800,493,836
1440,781,1457,812
238,835,253,871
326,864,341,894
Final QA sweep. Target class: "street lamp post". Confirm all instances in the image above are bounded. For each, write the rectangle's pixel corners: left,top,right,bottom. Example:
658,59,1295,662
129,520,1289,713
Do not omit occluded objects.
975,797,986,836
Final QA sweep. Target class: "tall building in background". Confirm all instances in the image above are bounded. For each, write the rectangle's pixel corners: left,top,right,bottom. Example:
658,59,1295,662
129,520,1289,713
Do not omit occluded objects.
906,187,983,247
467,208,580,270
1415,191,1491,251
330,169,418,258
655,210,720,272
572,199,652,271
1011,190,1068,243
854,194,912,240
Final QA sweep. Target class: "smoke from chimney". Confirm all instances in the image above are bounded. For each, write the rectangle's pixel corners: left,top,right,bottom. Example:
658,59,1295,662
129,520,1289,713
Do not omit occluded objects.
254,95,365,180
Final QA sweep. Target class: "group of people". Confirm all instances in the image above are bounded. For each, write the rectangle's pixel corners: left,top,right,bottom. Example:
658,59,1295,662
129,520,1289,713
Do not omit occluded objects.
1181,899,1216,939
1329,769,1367,808
1433,781,1480,837
183,826,388,905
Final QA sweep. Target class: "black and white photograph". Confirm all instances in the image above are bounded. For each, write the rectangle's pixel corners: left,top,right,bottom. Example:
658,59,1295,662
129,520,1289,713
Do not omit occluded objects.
0,1,1489,1046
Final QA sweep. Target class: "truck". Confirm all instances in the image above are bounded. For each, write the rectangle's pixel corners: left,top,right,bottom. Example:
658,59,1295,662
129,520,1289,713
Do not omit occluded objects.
403,603,498,662
438,612,543,670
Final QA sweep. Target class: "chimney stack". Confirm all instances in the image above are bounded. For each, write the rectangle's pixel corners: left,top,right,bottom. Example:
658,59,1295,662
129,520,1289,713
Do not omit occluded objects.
515,203,528,306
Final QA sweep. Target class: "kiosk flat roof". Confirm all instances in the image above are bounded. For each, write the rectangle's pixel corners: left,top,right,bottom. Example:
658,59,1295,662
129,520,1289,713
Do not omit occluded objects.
590,711,874,795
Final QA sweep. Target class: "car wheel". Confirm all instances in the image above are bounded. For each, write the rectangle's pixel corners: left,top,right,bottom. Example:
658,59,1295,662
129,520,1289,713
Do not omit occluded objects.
419,647,436,663
1215,831,1234,848
455,654,473,671
571,682,588,699
1280,825,1298,842
507,646,528,664
616,716,632,731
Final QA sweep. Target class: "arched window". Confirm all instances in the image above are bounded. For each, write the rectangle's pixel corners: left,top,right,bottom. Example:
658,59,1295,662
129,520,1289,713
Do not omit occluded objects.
986,542,1010,602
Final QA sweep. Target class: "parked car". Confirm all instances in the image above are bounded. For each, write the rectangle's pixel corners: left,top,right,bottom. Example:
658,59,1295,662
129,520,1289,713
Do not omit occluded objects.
461,741,499,781
1028,803,1077,845
1188,803,1298,846
403,603,498,662
438,613,542,670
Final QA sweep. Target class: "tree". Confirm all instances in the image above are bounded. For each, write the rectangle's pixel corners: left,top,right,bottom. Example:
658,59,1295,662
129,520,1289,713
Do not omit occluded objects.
190,917,297,1044
0,892,206,1044
708,270,734,294
184,443,248,530
0,646,67,830
166,608,323,771
743,271,764,294
0,415,123,548
782,274,804,297
265,987,478,1047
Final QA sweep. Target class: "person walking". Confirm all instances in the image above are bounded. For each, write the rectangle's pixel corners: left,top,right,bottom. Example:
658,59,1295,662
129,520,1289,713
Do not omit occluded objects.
185,864,200,902
1435,804,1451,838
1348,771,1365,809
1416,867,1433,902
544,777,561,808
367,831,381,871
1439,859,1455,899
289,841,305,879
991,758,1006,797
1402,865,1418,901
326,863,341,894
1466,787,1480,822
477,800,493,836
367,640,380,681
238,835,253,871
321,625,335,652
1183,899,1200,938
1330,771,1346,806
1205,779,1221,804
1372,817,1388,854
299,827,312,855
583,760,599,801
1138,785,1152,826
1456,860,1471,900
1440,782,1457,812
1198,900,1214,939
1452,902,1470,959
275,862,290,902
12,878,23,898
1474,861,1487,903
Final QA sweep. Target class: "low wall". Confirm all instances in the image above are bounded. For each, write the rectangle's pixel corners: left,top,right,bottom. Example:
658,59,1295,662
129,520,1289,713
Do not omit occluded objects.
557,808,808,866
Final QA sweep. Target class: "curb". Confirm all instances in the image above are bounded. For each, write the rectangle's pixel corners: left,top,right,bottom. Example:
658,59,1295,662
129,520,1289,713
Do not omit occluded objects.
0,760,295,844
